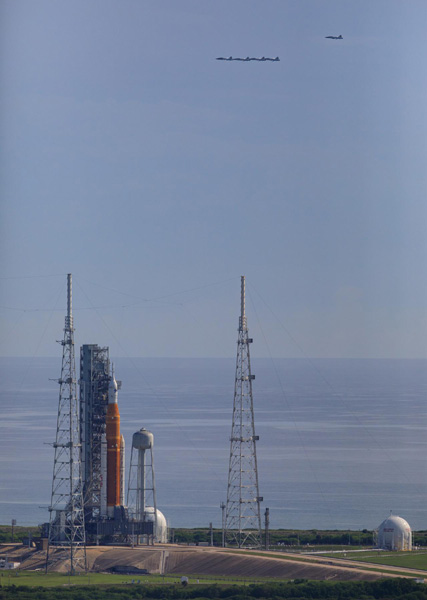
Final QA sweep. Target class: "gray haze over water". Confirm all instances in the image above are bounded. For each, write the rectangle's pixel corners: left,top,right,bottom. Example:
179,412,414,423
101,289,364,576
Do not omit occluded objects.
0,357,426,531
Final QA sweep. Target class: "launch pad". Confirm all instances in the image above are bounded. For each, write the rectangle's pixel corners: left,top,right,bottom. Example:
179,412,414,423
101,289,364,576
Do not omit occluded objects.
45,276,165,571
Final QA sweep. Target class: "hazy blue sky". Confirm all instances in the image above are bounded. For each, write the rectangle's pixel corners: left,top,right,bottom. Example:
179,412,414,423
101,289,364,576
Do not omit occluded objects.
1,0,426,358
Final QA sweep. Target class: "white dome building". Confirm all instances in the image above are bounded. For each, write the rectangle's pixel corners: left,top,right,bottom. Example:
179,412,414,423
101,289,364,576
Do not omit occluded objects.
145,507,168,543
377,515,412,551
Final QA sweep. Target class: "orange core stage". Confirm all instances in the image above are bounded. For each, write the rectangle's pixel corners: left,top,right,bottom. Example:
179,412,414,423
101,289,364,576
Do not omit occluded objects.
106,402,121,508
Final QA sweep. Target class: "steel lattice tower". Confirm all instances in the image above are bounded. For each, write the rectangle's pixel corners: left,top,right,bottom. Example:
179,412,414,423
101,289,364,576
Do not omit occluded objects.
225,276,262,548
79,344,110,523
46,274,87,574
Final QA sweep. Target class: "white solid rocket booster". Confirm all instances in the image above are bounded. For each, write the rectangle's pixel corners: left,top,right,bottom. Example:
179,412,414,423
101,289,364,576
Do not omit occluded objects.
120,434,125,507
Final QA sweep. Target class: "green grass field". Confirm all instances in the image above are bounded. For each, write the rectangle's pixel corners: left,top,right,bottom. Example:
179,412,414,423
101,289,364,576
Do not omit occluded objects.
0,571,181,588
0,571,280,588
1,561,424,589
317,550,427,571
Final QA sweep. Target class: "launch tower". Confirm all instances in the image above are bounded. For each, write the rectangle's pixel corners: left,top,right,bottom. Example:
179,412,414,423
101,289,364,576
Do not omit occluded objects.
80,345,121,522
46,274,86,573
80,347,127,537
225,276,262,547
44,279,153,549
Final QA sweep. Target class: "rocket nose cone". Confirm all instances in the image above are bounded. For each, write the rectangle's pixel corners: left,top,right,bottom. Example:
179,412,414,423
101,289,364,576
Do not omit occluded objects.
110,364,118,391
108,374,118,403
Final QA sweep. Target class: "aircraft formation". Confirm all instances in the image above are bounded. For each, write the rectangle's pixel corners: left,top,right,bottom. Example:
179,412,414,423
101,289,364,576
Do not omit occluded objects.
217,36,343,63
216,56,280,62
217,37,343,63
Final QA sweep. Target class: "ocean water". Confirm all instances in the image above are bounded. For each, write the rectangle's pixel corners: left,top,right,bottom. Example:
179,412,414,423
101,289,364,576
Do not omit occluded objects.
0,357,426,531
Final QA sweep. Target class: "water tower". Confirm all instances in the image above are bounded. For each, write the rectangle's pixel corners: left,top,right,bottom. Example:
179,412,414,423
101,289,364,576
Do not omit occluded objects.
127,428,167,543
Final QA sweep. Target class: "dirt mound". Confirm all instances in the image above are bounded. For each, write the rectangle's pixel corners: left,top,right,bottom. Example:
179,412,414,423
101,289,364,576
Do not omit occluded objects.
0,544,33,561
164,549,384,581
13,549,45,571
19,546,388,581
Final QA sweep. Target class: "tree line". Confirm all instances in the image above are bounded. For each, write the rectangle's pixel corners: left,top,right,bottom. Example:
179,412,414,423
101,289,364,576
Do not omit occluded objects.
1,579,426,600
1,525,426,547
172,528,427,548
0,527,40,545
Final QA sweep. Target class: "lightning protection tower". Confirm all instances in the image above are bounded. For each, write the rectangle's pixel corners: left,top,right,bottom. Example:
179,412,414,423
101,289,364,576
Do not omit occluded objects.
46,274,87,574
225,276,262,548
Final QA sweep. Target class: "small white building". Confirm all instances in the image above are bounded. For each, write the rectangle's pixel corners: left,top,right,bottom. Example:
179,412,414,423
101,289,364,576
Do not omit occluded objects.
377,514,412,551
0,560,20,570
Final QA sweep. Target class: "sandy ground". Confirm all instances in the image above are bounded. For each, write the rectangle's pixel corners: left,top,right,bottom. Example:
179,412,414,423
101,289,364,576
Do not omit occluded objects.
12,544,426,581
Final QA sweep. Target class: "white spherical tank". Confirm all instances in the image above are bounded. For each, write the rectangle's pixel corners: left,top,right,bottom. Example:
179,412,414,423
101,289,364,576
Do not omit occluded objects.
377,515,412,551
132,428,153,450
144,507,168,543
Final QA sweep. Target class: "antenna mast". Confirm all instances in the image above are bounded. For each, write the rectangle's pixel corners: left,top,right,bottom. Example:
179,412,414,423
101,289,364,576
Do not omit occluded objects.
46,274,86,573
225,276,262,547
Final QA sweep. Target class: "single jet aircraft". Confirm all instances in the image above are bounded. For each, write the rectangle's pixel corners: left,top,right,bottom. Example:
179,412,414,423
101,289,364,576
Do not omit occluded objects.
325,35,343,39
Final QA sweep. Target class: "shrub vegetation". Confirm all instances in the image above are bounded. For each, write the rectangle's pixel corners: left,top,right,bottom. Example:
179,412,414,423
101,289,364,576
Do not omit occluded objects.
1,579,426,600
